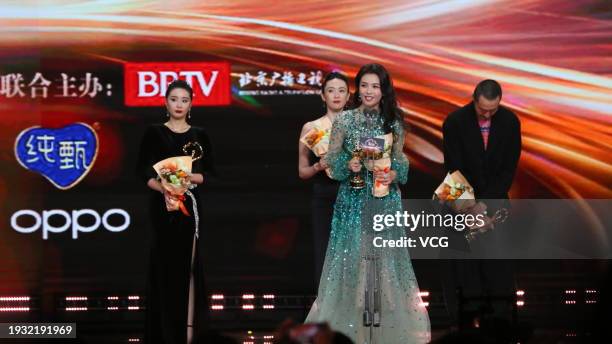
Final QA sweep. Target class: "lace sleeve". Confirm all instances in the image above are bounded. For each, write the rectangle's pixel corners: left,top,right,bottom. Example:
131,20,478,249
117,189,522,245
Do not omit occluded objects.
391,120,409,185
326,112,352,181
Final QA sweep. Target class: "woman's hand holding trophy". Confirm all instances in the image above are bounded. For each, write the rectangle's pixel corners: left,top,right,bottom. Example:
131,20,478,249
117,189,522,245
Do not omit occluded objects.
349,149,365,189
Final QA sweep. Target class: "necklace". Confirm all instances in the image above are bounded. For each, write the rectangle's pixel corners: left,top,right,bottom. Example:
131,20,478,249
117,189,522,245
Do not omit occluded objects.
165,122,190,133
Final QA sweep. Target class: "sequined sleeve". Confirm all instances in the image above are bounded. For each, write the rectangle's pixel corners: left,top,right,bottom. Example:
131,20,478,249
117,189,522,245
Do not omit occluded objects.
326,112,352,181
391,119,409,185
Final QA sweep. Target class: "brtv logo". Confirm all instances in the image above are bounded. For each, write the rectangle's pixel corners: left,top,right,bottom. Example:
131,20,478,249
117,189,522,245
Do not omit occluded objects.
124,62,231,106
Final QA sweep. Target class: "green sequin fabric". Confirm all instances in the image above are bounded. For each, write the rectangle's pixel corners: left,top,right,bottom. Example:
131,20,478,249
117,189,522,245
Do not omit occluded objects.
305,108,431,344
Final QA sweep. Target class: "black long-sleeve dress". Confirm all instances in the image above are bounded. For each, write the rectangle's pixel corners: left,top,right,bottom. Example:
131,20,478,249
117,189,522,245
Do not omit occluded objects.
307,150,339,286
136,124,215,344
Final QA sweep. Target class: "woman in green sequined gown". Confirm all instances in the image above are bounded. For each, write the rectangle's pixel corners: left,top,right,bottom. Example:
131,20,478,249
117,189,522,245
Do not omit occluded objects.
305,64,431,344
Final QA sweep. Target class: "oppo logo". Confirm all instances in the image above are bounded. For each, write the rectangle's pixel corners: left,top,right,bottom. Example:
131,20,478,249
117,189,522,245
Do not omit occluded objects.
11,209,130,240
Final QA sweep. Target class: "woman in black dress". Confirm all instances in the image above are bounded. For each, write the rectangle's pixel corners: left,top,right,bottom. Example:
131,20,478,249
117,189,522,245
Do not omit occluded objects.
137,80,215,344
298,72,350,286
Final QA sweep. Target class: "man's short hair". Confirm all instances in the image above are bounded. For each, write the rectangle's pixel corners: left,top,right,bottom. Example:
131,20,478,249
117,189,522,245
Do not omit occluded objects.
473,79,502,101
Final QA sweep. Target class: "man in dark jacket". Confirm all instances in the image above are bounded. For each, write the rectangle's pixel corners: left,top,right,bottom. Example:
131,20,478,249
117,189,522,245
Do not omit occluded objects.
443,79,521,200
440,80,522,331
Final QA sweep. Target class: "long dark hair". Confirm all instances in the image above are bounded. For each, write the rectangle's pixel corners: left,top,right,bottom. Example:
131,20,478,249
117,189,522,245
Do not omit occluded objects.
352,63,403,133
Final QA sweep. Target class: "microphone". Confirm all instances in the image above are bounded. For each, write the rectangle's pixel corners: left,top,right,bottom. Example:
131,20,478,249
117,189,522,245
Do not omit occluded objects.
363,108,378,129
363,107,379,119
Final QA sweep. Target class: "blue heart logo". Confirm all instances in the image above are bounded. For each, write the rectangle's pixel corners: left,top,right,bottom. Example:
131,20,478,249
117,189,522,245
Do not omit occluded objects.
14,123,99,189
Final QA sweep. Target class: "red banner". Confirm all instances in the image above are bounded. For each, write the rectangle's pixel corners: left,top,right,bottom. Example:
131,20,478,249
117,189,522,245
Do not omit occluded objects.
124,62,231,106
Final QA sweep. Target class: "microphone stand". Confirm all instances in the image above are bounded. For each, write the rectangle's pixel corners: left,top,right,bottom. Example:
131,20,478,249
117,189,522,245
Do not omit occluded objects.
361,108,382,344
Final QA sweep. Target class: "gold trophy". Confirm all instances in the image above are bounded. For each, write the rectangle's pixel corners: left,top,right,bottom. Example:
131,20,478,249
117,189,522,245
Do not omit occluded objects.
182,141,204,190
464,207,509,242
350,148,365,189
183,141,204,162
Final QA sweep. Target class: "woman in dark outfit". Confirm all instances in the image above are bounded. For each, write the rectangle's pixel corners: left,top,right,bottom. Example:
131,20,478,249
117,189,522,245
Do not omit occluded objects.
137,80,215,344
298,72,350,286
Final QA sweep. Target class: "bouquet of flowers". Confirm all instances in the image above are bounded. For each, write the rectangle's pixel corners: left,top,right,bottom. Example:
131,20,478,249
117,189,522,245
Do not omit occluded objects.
373,157,391,197
300,116,332,157
153,156,193,216
433,170,476,212
362,133,393,197
433,171,511,242
300,116,334,177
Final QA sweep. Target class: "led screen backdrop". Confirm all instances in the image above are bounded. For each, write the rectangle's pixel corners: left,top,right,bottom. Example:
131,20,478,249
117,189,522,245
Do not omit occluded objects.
0,1,610,294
